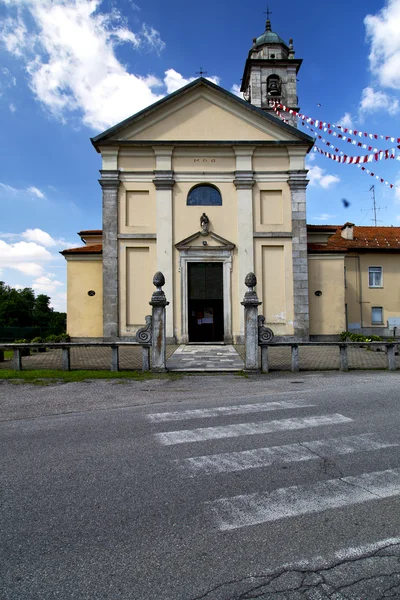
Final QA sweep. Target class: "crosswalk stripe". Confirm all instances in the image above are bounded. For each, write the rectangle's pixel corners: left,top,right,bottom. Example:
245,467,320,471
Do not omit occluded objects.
175,434,398,475
147,399,315,423
154,413,352,446
208,468,400,531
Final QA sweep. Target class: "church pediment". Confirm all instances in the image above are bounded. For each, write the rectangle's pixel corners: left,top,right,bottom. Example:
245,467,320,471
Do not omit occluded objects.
92,78,313,147
175,230,235,251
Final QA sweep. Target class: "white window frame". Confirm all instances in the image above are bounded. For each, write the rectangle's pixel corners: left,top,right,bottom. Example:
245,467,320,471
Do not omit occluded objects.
368,266,383,288
371,306,384,325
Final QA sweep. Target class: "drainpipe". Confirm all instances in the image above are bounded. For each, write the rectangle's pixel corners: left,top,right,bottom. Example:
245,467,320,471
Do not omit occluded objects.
357,256,363,330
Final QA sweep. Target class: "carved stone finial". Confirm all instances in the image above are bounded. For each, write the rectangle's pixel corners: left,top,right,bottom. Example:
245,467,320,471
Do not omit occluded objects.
200,213,210,236
150,272,169,308
241,272,262,307
153,271,165,289
245,272,257,289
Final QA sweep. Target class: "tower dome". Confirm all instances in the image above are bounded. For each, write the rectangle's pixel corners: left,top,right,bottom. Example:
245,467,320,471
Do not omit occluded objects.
253,20,289,50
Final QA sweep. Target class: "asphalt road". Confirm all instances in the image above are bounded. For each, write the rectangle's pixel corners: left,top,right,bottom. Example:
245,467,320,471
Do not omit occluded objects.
1,371,400,599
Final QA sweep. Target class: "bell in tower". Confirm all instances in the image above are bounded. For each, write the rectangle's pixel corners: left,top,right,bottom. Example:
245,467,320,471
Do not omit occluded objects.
240,14,301,128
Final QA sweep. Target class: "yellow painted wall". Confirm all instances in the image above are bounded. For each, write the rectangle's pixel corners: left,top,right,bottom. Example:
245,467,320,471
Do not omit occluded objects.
119,239,157,336
118,152,155,171
253,182,292,232
118,182,156,234
254,239,294,336
345,253,400,328
172,150,235,172
129,97,294,142
308,256,345,335
253,148,289,171
66,260,103,338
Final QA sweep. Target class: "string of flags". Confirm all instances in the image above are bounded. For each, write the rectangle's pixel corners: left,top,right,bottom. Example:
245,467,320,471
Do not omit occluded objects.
272,104,396,189
273,102,400,143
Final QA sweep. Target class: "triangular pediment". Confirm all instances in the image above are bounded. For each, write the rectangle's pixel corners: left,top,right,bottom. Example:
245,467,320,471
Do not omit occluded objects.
92,79,313,146
175,230,235,251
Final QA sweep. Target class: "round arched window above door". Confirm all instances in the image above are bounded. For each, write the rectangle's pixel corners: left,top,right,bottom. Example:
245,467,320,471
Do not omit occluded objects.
187,184,222,206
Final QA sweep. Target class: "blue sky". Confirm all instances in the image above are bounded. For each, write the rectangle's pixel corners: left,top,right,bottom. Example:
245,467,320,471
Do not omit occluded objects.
1,0,400,311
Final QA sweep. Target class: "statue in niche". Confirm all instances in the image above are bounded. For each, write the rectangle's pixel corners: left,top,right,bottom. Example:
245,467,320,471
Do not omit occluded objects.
200,213,210,236
267,75,281,97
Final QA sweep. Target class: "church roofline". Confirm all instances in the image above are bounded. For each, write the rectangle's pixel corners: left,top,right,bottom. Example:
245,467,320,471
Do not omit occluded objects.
91,77,314,148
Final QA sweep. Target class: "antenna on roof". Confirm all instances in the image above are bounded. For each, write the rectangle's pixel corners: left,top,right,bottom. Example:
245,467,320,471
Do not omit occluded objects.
360,185,386,226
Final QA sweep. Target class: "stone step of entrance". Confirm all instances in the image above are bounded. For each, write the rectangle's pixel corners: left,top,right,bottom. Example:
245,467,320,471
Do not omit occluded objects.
167,345,244,372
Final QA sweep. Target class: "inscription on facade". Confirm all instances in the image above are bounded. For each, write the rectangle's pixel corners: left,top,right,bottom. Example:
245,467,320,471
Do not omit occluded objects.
194,158,216,163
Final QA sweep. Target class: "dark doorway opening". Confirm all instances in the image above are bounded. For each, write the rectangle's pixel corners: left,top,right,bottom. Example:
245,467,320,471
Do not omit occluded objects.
188,262,224,342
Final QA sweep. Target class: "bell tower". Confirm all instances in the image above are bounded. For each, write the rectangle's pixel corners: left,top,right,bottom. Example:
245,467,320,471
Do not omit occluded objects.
240,15,302,127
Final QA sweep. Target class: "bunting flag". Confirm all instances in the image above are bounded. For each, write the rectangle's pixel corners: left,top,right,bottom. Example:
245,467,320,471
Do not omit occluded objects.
273,106,395,189
273,102,400,144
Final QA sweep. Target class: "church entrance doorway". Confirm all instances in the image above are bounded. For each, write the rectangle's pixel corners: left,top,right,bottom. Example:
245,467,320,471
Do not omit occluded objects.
188,262,224,342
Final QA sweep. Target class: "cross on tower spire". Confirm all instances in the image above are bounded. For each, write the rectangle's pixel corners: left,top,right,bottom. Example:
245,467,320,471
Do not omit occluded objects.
196,67,208,77
264,4,272,29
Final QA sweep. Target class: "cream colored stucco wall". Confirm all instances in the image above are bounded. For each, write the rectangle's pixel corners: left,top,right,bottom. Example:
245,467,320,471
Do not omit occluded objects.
129,97,293,142
345,253,400,329
253,182,292,232
66,260,103,338
253,147,289,171
254,239,295,336
118,182,156,234
119,239,157,336
118,151,155,171
308,256,345,335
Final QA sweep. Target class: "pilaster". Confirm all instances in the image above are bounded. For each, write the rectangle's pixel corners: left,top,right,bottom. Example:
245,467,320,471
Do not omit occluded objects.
288,170,309,340
99,170,120,339
153,146,175,341
234,147,256,340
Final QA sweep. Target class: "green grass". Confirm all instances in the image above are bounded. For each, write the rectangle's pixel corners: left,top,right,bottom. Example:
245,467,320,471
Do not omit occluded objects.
0,369,182,384
2,350,13,359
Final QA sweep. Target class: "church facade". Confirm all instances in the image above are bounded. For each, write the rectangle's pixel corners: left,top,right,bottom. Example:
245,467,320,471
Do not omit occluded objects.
62,19,400,343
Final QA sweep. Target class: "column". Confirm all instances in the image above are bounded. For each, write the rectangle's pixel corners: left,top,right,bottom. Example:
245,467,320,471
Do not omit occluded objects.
99,169,120,340
150,272,169,372
288,170,310,340
234,146,256,341
153,147,175,342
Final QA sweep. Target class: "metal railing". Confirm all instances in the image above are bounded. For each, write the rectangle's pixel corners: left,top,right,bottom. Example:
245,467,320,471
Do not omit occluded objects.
259,342,400,373
0,342,151,372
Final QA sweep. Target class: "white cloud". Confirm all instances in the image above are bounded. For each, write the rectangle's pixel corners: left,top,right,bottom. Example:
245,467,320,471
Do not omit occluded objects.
163,68,220,95
308,165,340,189
9,102,16,112
0,0,169,130
365,0,400,90
0,182,47,199
231,84,243,98
338,112,354,128
0,240,52,276
32,275,63,294
21,228,56,247
26,186,45,199
312,213,337,222
359,86,399,117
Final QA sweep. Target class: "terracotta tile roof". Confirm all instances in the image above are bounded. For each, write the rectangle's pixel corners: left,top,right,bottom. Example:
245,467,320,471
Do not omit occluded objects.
77,229,102,236
308,225,400,253
61,244,103,255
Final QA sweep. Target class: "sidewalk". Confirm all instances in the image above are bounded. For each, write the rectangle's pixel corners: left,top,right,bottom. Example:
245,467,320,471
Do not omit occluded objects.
1,344,399,372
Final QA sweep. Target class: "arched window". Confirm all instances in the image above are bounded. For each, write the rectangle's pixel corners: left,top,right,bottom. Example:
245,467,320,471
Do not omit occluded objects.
267,74,282,97
187,184,222,206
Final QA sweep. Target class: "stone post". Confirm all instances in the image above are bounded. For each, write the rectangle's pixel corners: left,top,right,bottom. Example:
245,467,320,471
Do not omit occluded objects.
99,170,120,340
387,344,396,371
339,344,348,372
136,315,152,372
288,171,310,341
241,273,262,370
62,347,71,371
150,272,169,372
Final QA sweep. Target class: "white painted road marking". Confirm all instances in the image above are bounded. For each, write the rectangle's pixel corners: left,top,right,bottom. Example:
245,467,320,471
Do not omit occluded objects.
175,434,398,475
208,468,400,531
154,413,352,445
147,399,315,423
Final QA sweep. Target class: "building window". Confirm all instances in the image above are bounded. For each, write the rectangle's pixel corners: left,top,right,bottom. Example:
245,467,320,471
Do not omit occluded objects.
187,184,222,206
368,266,382,288
371,307,383,324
